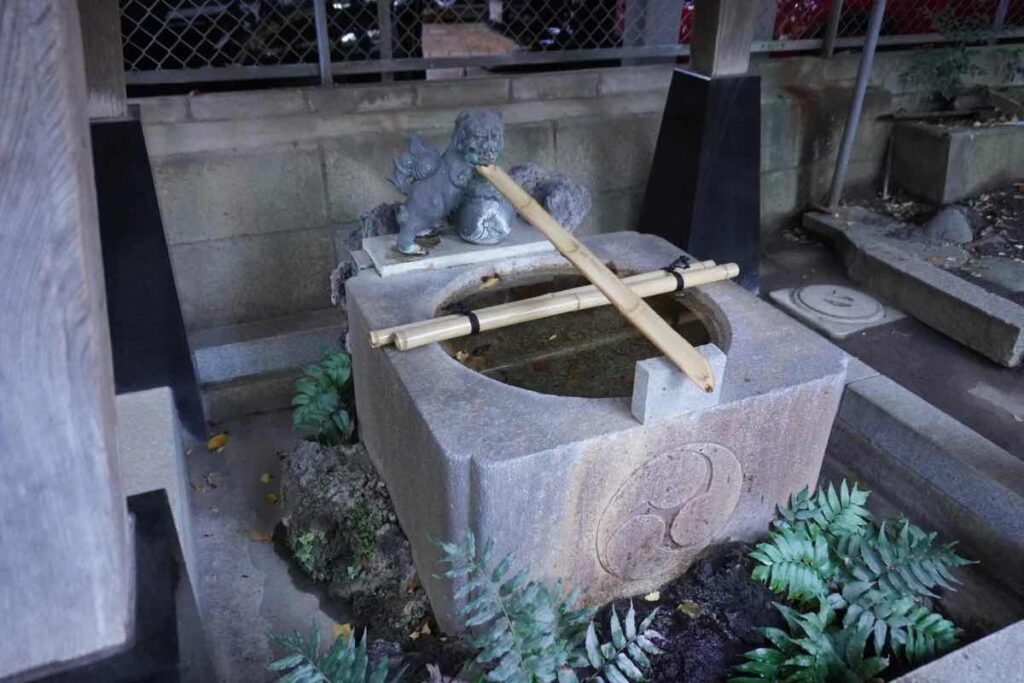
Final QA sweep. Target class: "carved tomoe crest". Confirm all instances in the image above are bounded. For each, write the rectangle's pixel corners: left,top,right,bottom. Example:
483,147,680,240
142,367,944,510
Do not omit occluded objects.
596,443,742,580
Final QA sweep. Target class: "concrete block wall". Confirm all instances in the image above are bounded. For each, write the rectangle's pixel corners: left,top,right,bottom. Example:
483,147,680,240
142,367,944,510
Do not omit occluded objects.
138,47,1024,333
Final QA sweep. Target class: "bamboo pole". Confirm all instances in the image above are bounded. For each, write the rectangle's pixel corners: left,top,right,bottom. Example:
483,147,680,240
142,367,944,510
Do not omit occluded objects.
475,164,717,392
368,259,718,349
377,262,737,351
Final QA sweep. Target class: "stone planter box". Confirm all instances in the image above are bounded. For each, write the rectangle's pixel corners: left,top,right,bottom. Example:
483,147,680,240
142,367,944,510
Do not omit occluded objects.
347,231,847,630
891,120,1024,205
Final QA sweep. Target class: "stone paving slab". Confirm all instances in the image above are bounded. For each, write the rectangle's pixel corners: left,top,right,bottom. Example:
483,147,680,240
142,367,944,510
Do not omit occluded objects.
804,207,1024,366
769,284,904,339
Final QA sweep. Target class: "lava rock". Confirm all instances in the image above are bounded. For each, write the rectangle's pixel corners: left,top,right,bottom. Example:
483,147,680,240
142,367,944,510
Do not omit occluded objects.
279,441,430,641
923,207,974,244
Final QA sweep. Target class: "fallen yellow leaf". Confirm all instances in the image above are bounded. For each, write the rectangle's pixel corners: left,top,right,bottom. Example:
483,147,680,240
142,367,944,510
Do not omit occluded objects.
643,591,660,602
206,432,229,451
260,472,273,484
265,493,279,504
676,601,701,618
478,274,500,290
332,623,353,641
409,631,420,640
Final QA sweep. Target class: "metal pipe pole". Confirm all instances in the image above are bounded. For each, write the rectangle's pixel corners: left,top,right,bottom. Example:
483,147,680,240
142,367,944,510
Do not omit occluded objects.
313,0,333,87
991,0,1010,45
821,0,845,58
377,0,394,82
825,0,886,210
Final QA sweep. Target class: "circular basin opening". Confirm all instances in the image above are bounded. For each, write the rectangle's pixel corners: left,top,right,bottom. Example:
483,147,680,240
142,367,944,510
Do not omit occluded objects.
440,269,713,398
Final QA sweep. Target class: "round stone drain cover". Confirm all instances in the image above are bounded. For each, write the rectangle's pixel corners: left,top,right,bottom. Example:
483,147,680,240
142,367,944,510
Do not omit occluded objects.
791,285,884,323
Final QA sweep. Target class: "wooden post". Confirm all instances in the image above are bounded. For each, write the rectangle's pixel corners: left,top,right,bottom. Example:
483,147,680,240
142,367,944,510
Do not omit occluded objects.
690,0,759,76
78,0,128,119
0,1,132,679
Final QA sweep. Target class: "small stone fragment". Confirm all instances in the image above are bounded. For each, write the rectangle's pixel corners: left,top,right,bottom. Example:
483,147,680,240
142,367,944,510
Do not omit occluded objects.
478,274,500,290
676,601,702,618
923,207,974,244
643,591,661,602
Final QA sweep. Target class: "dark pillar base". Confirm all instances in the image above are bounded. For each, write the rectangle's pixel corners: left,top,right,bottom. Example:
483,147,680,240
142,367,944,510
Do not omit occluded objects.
639,69,761,292
92,119,206,437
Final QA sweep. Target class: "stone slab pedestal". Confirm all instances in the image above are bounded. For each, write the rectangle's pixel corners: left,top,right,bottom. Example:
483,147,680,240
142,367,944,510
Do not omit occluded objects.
347,231,846,631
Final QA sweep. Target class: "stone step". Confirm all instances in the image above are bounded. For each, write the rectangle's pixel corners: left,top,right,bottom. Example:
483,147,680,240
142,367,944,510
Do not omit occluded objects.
190,308,343,386
202,367,302,425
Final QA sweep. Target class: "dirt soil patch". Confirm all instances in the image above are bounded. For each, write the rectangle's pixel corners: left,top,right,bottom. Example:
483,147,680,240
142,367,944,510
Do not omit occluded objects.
859,185,1024,263
856,184,1024,303
610,543,783,683
404,543,782,682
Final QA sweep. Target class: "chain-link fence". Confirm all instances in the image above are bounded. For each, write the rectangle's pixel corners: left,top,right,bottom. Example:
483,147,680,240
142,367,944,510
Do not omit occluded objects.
120,0,1024,85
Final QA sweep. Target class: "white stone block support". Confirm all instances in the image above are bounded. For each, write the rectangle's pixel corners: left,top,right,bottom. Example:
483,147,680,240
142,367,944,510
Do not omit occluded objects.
632,344,727,423
115,387,199,597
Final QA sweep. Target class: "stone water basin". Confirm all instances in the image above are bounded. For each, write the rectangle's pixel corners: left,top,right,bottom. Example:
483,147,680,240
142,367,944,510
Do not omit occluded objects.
346,231,848,630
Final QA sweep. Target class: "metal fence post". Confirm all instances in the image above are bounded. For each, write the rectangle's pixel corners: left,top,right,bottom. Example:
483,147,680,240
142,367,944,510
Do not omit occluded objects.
821,0,845,58
377,0,394,82
991,0,1010,45
313,0,333,87
826,0,886,210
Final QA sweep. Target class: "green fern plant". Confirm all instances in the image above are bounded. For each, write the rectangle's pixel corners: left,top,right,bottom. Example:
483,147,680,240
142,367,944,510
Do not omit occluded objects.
583,605,664,683
439,534,663,683
734,480,972,683
732,600,888,683
268,624,399,683
292,349,354,445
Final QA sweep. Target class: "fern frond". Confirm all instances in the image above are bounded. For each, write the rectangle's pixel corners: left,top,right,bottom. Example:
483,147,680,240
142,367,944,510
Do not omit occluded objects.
750,527,834,602
441,533,594,683
732,601,889,683
776,480,871,541
268,625,396,683
583,603,661,683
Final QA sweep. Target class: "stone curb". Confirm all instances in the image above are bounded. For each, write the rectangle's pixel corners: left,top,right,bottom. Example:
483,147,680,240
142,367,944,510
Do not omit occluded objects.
831,368,1024,597
804,208,1024,367
893,619,1024,682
